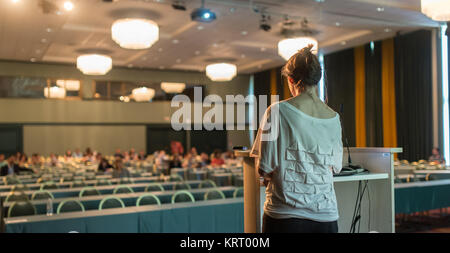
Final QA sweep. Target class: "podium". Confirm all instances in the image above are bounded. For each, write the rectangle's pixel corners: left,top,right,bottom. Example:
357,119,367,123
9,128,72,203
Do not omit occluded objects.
235,147,401,233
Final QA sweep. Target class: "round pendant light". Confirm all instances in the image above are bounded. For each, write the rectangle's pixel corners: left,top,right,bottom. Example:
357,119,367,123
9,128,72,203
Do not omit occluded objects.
56,80,80,91
111,18,159,50
44,86,66,99
278,37,318,61
132,87,155,102
161,82,186,93
205,63,237,82
77,54,112,75
421,0,450,21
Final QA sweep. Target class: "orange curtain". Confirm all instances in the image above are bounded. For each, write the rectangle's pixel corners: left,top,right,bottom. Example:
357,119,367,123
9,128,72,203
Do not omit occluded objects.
270,69,277,96
354,46,367,147
381,38,398,151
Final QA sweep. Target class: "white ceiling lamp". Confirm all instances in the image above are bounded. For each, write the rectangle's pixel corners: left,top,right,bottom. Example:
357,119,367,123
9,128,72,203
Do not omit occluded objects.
277,18,319,61
206,63,237,82
56,80,80,91
63,1,74,11
421,0,450,21
161,82,186,93
111,18,159,50
77,54,112,75
44,86,66,99
278,37,318,60
132,87,155,102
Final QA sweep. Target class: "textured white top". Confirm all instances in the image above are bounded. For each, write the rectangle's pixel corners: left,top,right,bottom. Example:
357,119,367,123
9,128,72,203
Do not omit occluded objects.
251,101,343,222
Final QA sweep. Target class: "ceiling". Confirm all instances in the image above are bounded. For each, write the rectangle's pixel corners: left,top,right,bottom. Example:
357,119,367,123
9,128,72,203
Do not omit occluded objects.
0,0,441,74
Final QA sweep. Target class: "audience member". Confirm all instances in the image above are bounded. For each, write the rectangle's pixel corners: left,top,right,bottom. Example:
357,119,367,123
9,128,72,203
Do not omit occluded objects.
211,149,225,167
73,148,83,158
429,147,445,164
0,154,6,168
0,155,33,176
138,150,147,161
114,148,124,159
171,141,184,155
98,158,113,172
111,157,131,178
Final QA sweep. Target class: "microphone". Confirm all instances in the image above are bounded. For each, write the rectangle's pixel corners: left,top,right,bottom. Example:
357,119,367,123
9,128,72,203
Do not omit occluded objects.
339,104,352,165
335,104,365,176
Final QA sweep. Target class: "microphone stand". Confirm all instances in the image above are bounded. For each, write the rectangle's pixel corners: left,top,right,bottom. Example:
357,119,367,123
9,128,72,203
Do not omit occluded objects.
336,104,364,176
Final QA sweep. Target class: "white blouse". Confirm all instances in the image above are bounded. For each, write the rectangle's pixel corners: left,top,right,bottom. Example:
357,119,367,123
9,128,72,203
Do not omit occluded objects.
251,101,343,222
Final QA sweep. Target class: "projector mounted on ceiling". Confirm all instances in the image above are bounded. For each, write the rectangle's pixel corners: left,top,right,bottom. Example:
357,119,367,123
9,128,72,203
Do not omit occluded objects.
191,0,216,23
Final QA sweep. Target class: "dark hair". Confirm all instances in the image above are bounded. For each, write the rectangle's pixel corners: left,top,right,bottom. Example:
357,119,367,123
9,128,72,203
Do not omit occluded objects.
281,44,321,89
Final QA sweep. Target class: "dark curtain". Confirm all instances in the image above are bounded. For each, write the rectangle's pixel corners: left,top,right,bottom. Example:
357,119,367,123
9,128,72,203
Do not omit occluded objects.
253,69,271,98
365,41,384,147
324,48,356,146
394,30,433,161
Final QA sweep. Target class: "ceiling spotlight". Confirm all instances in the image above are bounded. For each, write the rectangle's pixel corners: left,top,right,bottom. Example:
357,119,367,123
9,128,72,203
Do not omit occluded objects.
260,14,271,32
11,0,20,3
63,1,74,11
377,7,384,12
172,0,186,11
191,0,216,23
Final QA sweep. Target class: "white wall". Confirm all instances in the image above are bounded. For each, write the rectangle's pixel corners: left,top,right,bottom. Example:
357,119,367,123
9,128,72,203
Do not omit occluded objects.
24,125,146,156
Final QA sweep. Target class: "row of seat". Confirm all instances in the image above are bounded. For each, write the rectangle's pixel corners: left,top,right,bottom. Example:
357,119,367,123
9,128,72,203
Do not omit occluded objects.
6,187,244,218
4,180,220,202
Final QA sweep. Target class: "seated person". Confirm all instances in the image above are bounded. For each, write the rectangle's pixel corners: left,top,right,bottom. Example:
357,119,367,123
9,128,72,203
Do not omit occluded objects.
114,148,124,159
429,147,445,164
72,148,83,158
0,155,33,176
169,153,183,169
138,150,147,161
199,152,211,168
30,153,43,169
111,157,131,178
98,158,113,172
210,150,225,167
0,154,6,168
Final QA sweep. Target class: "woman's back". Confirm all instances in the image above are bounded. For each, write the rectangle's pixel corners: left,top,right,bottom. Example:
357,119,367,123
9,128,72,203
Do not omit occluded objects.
251,100,343,222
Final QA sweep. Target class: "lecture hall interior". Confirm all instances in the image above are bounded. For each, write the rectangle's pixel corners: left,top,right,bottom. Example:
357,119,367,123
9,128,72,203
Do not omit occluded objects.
0,0,449,235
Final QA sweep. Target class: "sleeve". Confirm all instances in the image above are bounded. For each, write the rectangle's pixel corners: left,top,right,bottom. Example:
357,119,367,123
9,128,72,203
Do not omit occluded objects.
250,104,279,174
332,120,344,174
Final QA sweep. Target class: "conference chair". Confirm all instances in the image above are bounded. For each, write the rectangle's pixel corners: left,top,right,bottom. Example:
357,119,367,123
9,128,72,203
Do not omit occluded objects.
168,174,183,182
4,176,21,185
37,175,53,184
198,179,217,189
119,177,134,185
233,187,244,198
40,181,59,190
171,190,195,204
79,187,101,197
95,179,112,186
173,182,191,191
136,193,161,206
5,192,29,202
7,201,37,217
204,189,226,200
85,174,96,181
71,181,87,188
113,185,134,194
59,176,74,183
11,184,29,192
145,183,164,192
57,200,85,214
31,190,54,200
98,196,125,210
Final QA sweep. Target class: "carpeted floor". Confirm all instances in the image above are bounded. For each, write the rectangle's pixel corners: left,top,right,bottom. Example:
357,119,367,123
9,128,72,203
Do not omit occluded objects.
395,208,450,233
